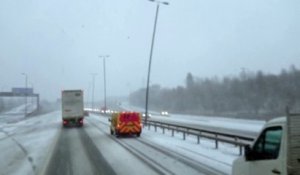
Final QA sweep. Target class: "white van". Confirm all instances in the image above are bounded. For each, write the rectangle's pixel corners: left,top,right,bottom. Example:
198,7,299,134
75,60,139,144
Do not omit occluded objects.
232,110,300,175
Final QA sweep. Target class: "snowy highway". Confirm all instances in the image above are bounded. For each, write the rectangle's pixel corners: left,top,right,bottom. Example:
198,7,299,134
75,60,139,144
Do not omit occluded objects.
43,125,115,175
85,116,226,175
43,114,228,175
0,105,265,175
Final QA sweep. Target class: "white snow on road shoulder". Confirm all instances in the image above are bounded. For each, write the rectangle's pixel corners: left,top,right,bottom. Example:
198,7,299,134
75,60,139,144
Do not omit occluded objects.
95,114,247,175
0,111,61,175
142,127,238,174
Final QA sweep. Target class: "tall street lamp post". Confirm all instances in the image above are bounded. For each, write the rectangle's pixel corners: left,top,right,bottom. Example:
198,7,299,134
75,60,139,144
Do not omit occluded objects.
145,0,169,125
22,73,28,116
29,82,34,107
99,55,109,113
91,73,97,111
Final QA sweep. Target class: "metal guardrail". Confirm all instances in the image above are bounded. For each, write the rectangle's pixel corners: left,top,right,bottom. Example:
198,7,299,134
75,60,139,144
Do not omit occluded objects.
144,120,256,155
95,111,256,155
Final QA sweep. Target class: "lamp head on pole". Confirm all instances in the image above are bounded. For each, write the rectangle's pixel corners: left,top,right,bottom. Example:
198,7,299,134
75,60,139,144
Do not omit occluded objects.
148,0,169,6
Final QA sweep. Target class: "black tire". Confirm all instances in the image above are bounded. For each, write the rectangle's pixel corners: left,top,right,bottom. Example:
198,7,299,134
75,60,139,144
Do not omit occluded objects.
110,129,113,135
137,133,141,137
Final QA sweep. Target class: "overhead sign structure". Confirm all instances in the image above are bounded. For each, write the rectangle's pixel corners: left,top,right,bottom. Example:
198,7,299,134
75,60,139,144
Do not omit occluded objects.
12,88,34,95
0,90,40,112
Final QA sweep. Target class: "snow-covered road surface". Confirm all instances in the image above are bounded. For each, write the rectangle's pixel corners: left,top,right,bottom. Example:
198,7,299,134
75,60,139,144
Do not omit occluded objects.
0,111,60,175
86,117,225,175
43,127,115,175
0,110,263,175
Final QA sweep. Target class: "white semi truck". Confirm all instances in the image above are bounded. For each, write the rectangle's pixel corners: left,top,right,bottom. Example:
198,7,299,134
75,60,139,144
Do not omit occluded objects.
61,90,84,127
232,109,300,175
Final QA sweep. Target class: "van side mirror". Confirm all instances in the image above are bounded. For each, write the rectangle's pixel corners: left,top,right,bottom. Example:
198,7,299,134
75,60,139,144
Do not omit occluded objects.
245,145,253,161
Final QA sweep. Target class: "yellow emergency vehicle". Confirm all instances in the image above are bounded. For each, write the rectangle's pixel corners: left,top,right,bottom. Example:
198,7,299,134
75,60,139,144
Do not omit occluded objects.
109,111,142,137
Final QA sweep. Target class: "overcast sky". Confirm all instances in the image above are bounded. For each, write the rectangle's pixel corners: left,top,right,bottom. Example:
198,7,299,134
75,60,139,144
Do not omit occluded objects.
1,0,299,102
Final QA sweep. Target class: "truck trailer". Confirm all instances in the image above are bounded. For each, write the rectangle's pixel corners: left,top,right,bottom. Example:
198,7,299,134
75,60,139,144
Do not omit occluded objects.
61,90,84,127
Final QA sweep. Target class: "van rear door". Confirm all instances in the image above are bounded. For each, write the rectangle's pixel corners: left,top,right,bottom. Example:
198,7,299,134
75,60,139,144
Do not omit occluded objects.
119,112,139,125
118,112,141,135
287,113,300,174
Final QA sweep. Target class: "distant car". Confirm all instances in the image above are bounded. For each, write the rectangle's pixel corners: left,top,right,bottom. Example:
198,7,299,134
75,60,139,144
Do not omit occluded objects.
100,107,113,114
142,113,152,118
160,111,169,116
100,106,107,114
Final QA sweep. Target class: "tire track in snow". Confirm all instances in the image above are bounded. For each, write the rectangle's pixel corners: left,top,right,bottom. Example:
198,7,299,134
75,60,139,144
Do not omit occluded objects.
88,118,220,175
136,138,227,175
79,127,117,175
0,128,37,174
44,126,116,175
86,119,168,175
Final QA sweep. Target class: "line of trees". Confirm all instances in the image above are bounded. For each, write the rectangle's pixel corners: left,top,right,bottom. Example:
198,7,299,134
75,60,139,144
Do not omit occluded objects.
129,65,300,119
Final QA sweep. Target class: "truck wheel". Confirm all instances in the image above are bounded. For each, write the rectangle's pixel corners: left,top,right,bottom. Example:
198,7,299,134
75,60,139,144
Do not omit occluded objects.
137,133,141,137
110,129,113,135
